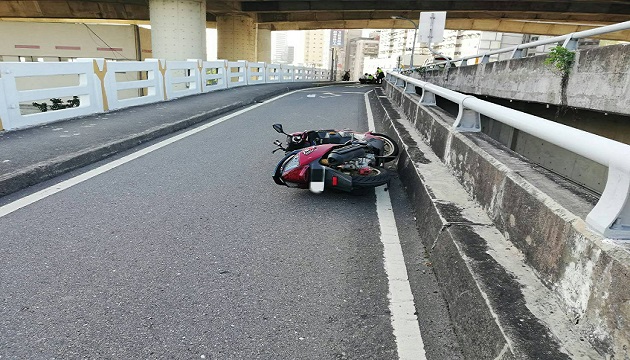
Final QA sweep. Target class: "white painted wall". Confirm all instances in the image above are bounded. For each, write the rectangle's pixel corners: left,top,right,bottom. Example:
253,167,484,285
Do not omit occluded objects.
0,21,142,61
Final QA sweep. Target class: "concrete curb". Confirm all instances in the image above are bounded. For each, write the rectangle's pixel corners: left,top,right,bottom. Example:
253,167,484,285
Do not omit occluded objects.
0,84,326,197
369,87,602,359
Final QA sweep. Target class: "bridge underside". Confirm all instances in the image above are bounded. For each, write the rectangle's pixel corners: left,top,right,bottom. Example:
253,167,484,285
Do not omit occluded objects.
1,0,630,38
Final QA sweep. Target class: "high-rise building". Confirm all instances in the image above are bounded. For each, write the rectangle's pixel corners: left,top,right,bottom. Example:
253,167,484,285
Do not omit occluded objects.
273,31,291,63
433,30,525,62
287,46,295,64
303,30,327,67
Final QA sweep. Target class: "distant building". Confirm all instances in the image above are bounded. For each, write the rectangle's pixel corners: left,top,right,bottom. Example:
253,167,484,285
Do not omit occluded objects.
378,29,423,62
304,30,327,67
328,29,362,80
433,31,525,62
273,32,291,63
347,37,380,81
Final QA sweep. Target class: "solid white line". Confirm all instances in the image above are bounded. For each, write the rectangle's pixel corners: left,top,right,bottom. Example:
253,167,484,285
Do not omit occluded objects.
0,90,300,219
364,91,427,360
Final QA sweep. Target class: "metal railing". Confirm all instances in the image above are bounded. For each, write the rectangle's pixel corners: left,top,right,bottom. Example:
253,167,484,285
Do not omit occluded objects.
423,20,630,67
386,71,630,239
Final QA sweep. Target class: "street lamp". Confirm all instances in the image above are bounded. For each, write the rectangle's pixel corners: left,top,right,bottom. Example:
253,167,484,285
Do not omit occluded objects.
391,15,418,69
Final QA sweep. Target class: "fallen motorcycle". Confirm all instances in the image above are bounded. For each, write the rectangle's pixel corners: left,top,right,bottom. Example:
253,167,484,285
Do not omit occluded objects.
271,124,399,159
271,124,400,193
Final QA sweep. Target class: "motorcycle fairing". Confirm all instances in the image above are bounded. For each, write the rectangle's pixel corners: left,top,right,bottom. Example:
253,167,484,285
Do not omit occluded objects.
272,150,300,186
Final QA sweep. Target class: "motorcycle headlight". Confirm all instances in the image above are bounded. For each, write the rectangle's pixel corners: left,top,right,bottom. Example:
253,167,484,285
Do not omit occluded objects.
282,154,301,173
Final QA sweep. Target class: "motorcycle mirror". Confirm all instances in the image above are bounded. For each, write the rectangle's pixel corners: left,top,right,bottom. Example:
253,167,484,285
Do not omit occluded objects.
272,124,285,134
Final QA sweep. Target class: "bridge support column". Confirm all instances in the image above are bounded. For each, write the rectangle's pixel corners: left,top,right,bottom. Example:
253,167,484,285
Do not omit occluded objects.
149,0,206,61
217,14,257,61
257,25,272,63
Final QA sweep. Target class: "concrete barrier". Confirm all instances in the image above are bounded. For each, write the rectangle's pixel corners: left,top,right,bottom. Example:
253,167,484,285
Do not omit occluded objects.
379,80,630,359
418,43,630,117
227,61,247,88
163,60,200,99
0,59,330,131
103,59,164,110
0,60,104,130
246,61,266,85
201,60,228,92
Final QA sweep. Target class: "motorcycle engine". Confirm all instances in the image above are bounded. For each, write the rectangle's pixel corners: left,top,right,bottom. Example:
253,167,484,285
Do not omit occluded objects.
338,155,374,170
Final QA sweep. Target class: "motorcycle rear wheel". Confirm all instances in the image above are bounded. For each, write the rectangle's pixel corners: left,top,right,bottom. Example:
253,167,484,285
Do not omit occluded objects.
371,133,400,159
351,167,391,188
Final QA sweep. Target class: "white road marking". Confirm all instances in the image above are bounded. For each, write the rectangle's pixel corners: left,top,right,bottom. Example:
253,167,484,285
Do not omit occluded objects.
0,90,300,219
364,91,427,360
307,94,316,97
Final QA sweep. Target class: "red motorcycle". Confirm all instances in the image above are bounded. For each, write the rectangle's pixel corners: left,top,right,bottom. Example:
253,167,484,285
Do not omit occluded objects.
271,124,399,193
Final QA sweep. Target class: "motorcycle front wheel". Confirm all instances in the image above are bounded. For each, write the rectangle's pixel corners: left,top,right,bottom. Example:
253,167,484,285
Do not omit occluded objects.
351,167,391,188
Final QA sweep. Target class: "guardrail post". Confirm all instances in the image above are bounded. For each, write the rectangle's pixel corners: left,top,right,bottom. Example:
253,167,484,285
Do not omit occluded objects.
420,89,436,106
454,96,481,132
511,48,525,59
562,35,579,51
404,81,416,93
586,152,630,239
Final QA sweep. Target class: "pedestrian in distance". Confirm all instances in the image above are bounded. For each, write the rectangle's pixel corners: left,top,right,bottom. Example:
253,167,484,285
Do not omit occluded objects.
376,67,385,84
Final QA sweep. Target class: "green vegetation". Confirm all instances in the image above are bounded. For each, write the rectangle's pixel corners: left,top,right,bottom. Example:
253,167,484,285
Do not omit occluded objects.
32,96,80,112
544,46,575,75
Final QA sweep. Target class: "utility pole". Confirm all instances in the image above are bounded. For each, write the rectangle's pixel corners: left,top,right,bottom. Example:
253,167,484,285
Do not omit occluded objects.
391,15,418,68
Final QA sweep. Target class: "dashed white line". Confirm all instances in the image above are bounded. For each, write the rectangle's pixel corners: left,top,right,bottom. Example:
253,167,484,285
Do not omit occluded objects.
364,91,427,360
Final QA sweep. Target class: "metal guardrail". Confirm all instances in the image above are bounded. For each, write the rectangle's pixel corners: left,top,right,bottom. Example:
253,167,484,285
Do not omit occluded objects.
425,20,630,67
386,71,630,239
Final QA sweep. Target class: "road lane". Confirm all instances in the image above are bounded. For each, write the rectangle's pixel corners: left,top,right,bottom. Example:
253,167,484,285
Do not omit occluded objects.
0,84,462,359
0,86,393,359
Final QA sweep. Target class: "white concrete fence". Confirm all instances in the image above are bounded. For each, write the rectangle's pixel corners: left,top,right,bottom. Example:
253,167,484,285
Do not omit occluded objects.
0,58,331,132
387,71,630,240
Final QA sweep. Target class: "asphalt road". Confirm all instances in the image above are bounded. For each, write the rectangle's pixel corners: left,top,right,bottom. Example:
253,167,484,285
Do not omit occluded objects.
0,84,462,359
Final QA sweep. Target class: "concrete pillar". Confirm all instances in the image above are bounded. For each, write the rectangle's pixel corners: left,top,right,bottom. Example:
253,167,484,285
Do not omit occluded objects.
256,25,272,63
149,0,206,60
217,14,256,61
